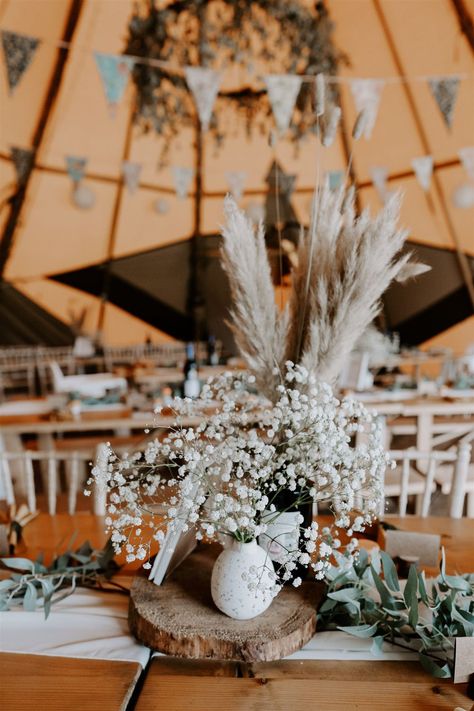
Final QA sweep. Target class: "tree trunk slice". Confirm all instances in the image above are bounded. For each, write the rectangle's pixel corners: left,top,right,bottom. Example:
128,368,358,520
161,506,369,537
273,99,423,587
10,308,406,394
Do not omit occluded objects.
129,544,324,662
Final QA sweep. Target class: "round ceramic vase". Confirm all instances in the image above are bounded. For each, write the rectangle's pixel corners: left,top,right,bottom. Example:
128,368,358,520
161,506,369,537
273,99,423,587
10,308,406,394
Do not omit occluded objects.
211,540,276,620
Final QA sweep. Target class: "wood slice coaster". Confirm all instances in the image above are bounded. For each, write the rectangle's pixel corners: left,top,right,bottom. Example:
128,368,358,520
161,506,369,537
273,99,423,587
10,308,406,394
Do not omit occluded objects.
129,544,324,662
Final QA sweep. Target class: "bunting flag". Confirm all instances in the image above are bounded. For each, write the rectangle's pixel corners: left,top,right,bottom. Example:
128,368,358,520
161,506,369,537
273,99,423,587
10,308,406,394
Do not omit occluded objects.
263,74,302,135
350,79,384,139
172,166,195,200
279,173,296,198
1,30,40,94
370,166,389,204
428,77,460,129
411,155,433,192
458,146,474,180
94,52,135,114
10,146,34,186
225,171,247,202
326,170,344,191
122,161,142,194
65,156,87,184
184,66,222,131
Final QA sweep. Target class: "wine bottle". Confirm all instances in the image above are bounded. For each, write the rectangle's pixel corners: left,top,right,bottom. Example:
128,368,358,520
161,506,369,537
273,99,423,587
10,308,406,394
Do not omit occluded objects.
207,335,219,366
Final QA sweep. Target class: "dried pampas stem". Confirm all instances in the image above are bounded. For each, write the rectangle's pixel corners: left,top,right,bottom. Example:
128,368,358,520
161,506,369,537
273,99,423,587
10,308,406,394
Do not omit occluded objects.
220,185,410,397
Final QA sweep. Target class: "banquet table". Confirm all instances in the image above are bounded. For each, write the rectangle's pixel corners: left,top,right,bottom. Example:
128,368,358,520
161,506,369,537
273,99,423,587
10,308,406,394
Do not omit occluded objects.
1,513,473,711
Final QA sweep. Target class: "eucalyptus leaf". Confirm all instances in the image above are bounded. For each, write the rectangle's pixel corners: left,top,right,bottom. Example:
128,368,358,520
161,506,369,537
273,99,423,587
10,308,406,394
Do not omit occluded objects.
1,557,36,572
23,582,37,612
328,588,362,603
371,635,385,657
380,550,400,592
338,623,378,638
418,653,451,678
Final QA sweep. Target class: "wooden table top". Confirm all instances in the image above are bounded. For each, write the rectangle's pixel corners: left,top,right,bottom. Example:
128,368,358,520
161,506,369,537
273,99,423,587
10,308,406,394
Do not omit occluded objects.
2,513,473,711
0,653,141,711
12,512,474,575
134,656,471,711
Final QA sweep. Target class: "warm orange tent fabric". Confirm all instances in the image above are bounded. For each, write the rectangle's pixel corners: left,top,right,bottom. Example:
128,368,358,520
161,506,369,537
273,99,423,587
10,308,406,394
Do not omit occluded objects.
0,0,473,347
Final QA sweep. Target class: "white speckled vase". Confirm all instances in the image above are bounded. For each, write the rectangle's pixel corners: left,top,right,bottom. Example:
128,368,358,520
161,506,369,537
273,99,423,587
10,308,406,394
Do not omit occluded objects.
211,540,276,620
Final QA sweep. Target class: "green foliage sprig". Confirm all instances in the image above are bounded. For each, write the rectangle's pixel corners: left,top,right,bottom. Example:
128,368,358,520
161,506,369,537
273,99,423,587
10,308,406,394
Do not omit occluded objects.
0,540,123,619
318,548,474,678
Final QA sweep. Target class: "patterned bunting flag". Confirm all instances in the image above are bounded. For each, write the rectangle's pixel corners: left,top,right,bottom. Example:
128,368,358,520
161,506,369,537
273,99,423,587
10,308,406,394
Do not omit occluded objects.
185,66,222,131
1,30,40,94
279,173,296,198
350,79,384,139
122,161,142,194
263,74,302,135
428,77,460,129
65,156,87,184
370,166,389,204
326,170,344,191
411,155,433,192
94,52,135,114
172,166,195,200
458,147,474,180
225,171,247,202
10,146,34,186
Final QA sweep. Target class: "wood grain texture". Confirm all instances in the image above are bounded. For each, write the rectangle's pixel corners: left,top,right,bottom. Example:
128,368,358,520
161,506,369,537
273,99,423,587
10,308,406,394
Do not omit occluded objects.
129,545,324,662
134,662,471,711
0,653,142,711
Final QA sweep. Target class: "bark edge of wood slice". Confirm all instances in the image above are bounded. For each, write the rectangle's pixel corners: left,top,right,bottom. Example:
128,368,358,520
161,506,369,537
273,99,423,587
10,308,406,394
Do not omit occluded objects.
129,544,324,662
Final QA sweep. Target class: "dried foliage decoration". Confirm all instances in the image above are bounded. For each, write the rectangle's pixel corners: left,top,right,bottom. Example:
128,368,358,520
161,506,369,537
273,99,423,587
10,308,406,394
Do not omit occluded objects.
221,186,409,397
125,0,346,163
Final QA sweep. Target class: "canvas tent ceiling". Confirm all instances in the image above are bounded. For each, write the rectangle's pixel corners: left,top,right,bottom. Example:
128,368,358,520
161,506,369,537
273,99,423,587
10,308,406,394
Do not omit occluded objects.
0,0,473,348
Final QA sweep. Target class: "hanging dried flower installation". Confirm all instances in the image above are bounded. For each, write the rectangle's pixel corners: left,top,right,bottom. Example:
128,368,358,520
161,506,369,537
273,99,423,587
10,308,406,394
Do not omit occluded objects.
125,0,346,164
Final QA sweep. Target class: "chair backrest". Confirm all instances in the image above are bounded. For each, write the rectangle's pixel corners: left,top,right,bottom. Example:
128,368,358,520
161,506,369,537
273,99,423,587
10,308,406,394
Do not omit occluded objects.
0,447,106,516
49,361,65,390
385,442,471,518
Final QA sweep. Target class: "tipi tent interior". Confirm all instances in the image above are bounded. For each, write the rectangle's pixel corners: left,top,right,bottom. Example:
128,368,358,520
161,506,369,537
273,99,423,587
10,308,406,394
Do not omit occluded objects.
0,0,473,351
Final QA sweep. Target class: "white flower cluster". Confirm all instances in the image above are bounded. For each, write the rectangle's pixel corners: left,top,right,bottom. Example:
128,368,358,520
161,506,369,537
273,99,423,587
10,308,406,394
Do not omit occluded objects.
87,363,388,585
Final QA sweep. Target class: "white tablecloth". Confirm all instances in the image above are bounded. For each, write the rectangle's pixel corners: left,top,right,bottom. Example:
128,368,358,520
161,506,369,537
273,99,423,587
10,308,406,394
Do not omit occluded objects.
0,585,150,667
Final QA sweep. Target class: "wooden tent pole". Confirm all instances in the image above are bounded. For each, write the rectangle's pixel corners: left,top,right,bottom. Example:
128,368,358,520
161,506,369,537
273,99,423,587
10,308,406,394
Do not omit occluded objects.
451,0,474,52
0,0,84,279
188,5,206,343
373,0,474,310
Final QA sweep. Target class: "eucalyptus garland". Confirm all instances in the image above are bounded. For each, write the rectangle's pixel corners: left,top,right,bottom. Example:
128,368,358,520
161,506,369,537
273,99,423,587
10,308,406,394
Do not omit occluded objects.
318,547,474,679
0,540,123,618
125,0,347,164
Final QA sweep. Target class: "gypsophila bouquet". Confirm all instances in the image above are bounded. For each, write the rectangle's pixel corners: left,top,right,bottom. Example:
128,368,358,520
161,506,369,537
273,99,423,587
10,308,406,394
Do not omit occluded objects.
88,363,388,591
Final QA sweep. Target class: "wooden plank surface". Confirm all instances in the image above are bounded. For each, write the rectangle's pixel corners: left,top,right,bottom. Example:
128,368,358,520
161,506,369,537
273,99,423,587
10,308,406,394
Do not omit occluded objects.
0,653,142,711
13,513,474,574
135,658,471,711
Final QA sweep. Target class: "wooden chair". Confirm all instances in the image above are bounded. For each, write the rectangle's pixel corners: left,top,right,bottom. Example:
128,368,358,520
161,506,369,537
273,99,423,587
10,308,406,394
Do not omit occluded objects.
0,446,107,516
434,430,474,518
384,442,471,518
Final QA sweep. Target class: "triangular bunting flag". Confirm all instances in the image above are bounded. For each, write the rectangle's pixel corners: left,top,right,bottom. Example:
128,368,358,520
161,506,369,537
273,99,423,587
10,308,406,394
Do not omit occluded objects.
65,156,87,184
94,52,135,114
326,170,344,191
370,166,389,204
350,79,384,139
185,66,222,132
279,173,296,198
411,155,433,192
458,146,474,180
1,30,40,94
172,166,195,200
225,171,247,202
10,146,34,186
428,77,460,129
122,161,142,194
263,74,302,135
